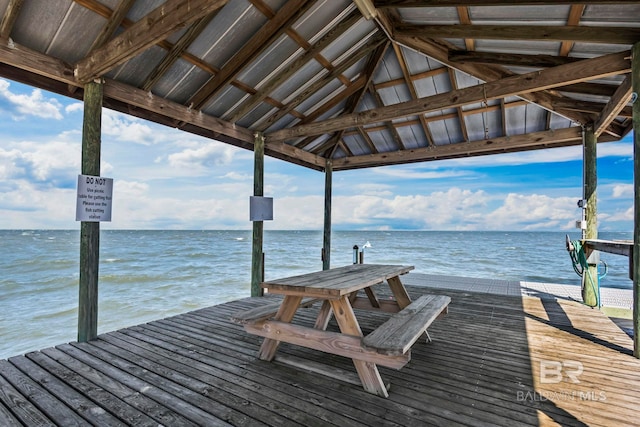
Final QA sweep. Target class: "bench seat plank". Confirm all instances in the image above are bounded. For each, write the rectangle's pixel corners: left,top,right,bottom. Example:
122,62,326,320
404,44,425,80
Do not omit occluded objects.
362,295,451,356
230,297,318,325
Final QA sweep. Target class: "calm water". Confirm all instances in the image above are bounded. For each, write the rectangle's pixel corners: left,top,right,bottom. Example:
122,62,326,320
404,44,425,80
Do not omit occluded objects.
1,229,632,359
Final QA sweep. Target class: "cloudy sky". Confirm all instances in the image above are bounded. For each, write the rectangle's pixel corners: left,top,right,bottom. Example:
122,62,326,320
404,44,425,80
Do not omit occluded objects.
0,77,634,231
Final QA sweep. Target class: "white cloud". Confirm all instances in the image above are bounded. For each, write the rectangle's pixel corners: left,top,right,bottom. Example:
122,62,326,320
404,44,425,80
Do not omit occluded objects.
333,188,489,229
0,79,63,120
605,205,633,222
612,184,634,198
0,181,76,228
374,166,473,180
101,110,157,145
0,140,79,181
167,143,237,171
486,193,577,230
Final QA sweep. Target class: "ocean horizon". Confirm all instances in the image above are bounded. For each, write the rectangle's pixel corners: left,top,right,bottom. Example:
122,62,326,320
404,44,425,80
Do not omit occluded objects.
1,229,633,359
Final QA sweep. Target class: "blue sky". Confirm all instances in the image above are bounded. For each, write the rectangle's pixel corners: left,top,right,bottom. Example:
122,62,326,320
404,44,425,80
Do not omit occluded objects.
0,77,634,231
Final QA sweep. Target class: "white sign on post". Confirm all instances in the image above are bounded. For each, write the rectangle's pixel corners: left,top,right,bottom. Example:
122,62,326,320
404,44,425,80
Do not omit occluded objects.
249,196,273,221
76,174,113,222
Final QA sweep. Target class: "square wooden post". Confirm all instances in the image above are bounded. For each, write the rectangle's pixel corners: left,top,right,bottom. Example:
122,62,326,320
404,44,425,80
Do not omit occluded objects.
78,80,103,342
251,132,265,297
632,41,640,358
583,124,599,307
322,159,332,271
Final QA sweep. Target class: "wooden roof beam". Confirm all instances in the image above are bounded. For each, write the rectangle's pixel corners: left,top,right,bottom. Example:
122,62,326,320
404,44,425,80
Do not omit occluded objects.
559,5,585,56
141,13,218,92
393,42,435,146
594,74,632,137
449,51,581,68
227,10,363,123
0,0,23,39
187,0,312,110
331,126,614,170
456,6,474,52
396,35,596,125
74,0,228,83
396,24,640,45
87,0,135,52
251,32,385,130
267,50,630,142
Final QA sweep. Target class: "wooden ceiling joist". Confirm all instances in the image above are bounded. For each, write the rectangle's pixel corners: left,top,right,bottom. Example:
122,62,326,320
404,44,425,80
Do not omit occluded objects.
187,0,311,110
227,10,363,123
0,0,23,39
74,0,228,83
267,50,631,143
396,35,599,125
87,0,135,52
594,74,633,137
395,24,640,45
331,127,587,170
141,12,217,92
448,51,581,68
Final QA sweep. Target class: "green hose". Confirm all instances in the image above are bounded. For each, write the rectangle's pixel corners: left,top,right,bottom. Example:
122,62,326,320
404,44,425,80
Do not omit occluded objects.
567,239,600,308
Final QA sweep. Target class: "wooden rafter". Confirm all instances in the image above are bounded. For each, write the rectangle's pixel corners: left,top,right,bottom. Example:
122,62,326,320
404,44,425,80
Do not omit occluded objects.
559,5,585,56
187,0,311,110
267,50,631,143
395,35,595,125
395,24,640,45
141,13,217,92
551,98,632,117
326,40,390,157
393,42,435,146
298,76,368,126
87,0,135,52
594,74,633,137
369,84,406,150
447,68,470,142
339,99,528,137
557,82,618,97
74,0,228,83
0,0,23,39
449,51,581,68
456,6,474,51
252,32,385,132
227,11,363,123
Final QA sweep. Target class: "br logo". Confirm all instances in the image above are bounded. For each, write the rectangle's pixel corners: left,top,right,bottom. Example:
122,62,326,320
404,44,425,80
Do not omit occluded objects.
540,360,583,384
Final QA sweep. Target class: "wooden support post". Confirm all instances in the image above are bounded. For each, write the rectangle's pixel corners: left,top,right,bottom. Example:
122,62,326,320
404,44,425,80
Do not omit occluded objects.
632,41,640,357
583,124,599,307
251,132,265,297
322,159,332,270
78,80,103,343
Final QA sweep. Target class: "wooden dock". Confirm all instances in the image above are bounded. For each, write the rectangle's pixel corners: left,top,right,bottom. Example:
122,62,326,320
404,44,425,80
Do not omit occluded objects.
1,283,639,426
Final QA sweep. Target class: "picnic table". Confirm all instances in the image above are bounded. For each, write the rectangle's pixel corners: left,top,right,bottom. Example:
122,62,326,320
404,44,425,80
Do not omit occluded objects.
231,264,450,397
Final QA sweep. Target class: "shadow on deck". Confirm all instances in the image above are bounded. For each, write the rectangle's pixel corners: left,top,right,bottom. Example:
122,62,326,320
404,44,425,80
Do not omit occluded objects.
1,284,639,426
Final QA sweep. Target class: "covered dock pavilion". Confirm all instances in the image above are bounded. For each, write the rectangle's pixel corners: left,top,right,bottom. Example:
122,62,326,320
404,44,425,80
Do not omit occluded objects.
1,0,640,425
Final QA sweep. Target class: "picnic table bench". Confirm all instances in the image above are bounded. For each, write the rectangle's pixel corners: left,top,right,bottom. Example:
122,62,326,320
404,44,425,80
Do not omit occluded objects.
231,264,450,397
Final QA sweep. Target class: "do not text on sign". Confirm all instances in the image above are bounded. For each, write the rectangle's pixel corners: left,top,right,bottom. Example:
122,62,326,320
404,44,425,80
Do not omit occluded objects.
76,175,113,222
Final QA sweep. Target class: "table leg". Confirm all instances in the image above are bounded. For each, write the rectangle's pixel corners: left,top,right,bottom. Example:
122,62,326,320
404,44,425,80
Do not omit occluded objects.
329,297,389,397
258,295,302,361
387,275,412,309
388,275,430,341
314,300,333,330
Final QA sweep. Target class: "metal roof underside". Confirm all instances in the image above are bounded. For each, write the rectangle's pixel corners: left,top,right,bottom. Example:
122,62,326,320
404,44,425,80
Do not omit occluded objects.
0,0,637,171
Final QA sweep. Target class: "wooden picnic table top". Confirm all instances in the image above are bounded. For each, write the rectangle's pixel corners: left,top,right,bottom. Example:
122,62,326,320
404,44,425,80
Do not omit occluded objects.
261,264,414,298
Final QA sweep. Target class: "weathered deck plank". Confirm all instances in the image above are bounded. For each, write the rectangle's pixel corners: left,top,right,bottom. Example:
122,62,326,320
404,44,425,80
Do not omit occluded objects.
1,284,639,426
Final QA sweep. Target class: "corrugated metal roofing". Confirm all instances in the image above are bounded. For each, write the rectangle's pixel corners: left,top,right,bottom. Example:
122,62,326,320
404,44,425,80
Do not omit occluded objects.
0,0,637,170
